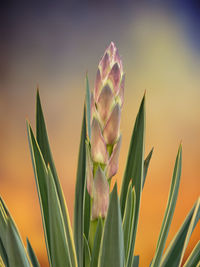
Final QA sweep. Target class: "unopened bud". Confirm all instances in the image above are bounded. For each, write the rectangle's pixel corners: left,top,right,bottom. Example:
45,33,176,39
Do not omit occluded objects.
91,166,109,220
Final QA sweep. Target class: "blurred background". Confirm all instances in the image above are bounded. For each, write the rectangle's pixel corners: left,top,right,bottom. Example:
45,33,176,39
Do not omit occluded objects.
0,0,200,266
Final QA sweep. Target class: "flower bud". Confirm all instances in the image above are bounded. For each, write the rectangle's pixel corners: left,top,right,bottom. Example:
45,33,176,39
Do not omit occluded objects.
106,135,122,179
91,166,109,220
91,118,108,164
103,103,121,145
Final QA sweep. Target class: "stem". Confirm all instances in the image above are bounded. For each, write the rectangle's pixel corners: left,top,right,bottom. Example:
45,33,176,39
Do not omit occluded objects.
89,218,98,250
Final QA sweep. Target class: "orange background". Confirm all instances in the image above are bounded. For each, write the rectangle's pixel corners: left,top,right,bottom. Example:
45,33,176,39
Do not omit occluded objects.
0,2,200,266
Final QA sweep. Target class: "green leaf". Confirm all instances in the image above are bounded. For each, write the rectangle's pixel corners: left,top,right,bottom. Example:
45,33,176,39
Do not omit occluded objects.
0,198,29,267
74,106,87,267
27,124,76,267
99,184,125,267
27,123,51,264
151,144,182,267
46,166,72,267
36,91,77,267
123,183,136,265
90,218,103,267
123,183,133,261
83,186,91,241
183,241,200,267
83,234,91,267
143,147,154,189
6,216,30,267
26,238,40,267
132,256,139,267
0,200,9,267
0,239,8,267
120,94,146,264
84,76,92,240
0,256,6,267
160,197,200,267
126,188,136,266
86,74,91,140
0,200,8,263
83,141,91,241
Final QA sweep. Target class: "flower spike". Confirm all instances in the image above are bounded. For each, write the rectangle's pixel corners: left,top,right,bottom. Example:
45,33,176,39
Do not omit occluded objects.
87,42,124,220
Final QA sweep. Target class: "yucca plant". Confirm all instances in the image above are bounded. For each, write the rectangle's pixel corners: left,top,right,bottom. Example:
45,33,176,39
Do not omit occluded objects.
0,43,199,267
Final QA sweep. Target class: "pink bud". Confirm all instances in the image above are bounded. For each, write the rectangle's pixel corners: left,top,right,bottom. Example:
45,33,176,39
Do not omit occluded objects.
97,84,114,123
108,63,121,95
99,52,110,80
91,166,109,220
108,42,115,60
94,68,102,102
91,118,108,164
90,92,96,123
117,74,125,107
114,48,123,73
103,103,121,145
86,143,94,197
106,136,122,179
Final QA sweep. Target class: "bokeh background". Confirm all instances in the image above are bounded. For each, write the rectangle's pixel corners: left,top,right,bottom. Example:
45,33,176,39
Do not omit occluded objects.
0,0,200,266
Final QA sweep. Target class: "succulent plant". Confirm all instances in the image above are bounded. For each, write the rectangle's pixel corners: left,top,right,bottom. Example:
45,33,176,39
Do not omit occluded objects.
0,43,199,267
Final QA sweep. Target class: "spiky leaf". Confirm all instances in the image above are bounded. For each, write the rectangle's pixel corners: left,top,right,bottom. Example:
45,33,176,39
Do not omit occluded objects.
36,91,77,267
161,197,200,267
126,188,136,266
86,74,91,140
123,183,136,264
26,239,40,267
99,184,124,267
74,106,87,267
151,145,182,267
46,166,72,267
0,256,6,267
143,147,154,189
27,124,76,266
132,256,139,267
83,235,91,267
183,241,200,267
0,198,29,267
0,239,8,267
27,123,51,264
6,216,30,267
120,94,145,265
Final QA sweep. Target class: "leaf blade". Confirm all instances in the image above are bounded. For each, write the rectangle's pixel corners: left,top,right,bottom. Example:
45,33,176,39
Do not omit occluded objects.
27,122,52,265
143,147,154,189
151,145,182,267
86,74,91,140
183,241,200,267
160,197,200,267
99,184,124,267
0,198,30,267
83,234,91,267
46,167,72,267
6,216,30,267
132,256,139,267
120,95,146,264
26,238,40,267
36,91,77,267
74,106,87,267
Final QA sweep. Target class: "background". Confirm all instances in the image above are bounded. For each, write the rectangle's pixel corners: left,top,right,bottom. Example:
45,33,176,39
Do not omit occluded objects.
0,0,200,266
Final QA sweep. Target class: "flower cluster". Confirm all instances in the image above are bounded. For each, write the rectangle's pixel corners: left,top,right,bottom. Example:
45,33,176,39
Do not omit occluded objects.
86,42,125,220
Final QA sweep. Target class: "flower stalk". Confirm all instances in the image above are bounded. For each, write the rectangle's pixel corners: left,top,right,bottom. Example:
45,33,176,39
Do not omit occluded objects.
86,42,124,247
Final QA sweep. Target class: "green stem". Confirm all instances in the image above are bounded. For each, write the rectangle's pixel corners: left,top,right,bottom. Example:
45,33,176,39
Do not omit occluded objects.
89,219,98,250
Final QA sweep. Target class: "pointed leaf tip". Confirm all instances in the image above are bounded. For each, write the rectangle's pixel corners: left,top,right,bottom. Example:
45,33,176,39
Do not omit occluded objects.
99,182,124,267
